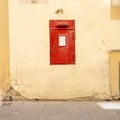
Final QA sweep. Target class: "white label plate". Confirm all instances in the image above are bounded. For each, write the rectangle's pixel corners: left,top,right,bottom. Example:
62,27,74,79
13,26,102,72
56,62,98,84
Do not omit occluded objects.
59,35,66,46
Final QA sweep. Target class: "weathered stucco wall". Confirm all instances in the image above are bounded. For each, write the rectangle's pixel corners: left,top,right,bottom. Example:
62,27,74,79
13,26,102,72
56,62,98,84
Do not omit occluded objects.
9,0,120,99
0,0,10,97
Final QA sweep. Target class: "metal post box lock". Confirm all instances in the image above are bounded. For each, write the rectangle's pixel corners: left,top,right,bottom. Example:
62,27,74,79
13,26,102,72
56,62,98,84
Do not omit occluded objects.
49,20,75,65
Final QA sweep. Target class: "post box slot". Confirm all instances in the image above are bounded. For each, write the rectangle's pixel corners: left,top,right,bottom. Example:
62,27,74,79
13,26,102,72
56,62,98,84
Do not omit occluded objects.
56,24,69,28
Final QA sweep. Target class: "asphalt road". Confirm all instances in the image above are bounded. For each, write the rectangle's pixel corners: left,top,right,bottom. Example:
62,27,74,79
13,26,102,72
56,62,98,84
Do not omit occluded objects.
0,101,120,120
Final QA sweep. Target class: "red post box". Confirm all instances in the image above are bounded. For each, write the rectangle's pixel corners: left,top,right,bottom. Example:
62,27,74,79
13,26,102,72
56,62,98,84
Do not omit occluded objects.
49,20,75,65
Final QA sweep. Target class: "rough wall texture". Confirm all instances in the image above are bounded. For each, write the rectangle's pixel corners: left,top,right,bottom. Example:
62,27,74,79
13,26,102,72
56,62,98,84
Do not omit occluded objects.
0,0,10,97
9,0,119,100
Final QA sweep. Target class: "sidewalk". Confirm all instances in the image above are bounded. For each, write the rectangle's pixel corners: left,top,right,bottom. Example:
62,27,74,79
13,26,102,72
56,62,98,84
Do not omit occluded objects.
0,101,120,120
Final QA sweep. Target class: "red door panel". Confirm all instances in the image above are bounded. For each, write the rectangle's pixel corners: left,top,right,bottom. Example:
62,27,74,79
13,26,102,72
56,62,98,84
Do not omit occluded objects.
50,20,75,65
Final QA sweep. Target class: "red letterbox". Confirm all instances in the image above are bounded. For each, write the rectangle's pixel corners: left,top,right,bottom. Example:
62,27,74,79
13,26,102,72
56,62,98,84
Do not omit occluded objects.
50,20,75,65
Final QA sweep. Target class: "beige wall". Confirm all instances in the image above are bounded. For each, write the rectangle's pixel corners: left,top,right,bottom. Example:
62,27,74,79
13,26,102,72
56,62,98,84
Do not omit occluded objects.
9,0,120,99
0,0,10,96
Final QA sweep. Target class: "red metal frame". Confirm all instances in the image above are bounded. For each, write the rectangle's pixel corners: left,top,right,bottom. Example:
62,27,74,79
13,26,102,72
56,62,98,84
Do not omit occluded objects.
50,20,75,65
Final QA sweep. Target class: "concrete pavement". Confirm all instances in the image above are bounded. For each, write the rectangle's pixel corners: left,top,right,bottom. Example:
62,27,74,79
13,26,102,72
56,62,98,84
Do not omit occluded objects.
0,101,120,120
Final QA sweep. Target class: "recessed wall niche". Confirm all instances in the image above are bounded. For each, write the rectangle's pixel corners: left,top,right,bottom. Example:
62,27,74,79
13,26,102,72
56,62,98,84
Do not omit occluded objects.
18,0,48,4
111,0,120,20
111,0,120,7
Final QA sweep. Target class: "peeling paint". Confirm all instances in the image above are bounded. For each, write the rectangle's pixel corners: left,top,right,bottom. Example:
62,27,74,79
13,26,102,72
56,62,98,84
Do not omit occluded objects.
55,9,64,14
5,87,28,101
